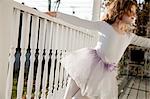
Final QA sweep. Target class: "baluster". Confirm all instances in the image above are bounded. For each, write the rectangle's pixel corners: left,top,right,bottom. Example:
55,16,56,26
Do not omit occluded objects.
83,34,87,47
57,50,65,98
65,27,70,52
89,33,92,47
67,28,72,52
85,34,88,47
65,28,74,87
56,25,64,95
81,32,83,48
26,16,39,99
77,31,80,49
48,21,58,99
57,25,63,91
34,19,47,99
86,34,89,47
73,30,77,50
53,24,63,98
47,22,55,99
79,31,82,48
75,30,79,50
64,27,68,52
71,30,76,50
60,26,68,89
69,29,73,51
81,32,84,48
63,27,69,87
88,32,92,47
47,49,54,99
90,35,92,47
39,19,49,99
82,33,84,47
5,9,20,99
16,12,31,99
47,23,59,98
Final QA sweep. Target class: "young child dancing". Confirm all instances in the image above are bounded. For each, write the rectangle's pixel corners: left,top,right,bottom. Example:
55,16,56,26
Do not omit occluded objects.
47,0,150,99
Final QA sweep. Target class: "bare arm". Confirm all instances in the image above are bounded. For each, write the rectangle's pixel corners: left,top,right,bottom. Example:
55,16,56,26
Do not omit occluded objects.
130,33,150,48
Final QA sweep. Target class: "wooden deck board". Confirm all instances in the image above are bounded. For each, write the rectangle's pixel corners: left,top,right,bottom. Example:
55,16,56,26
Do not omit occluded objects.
137,91,145,99
132,78,140,89
128,79,135,88
139,78,146,91
128,89,138,99
147,78,150,91
146,92,150,99
120,77,150,99
121,95,128,99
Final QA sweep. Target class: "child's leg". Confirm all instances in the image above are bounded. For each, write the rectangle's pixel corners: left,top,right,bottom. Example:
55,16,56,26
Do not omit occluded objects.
63,77,80,99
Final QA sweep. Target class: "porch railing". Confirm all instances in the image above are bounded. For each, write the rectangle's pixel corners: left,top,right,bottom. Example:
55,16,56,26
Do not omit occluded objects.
1,1,97,99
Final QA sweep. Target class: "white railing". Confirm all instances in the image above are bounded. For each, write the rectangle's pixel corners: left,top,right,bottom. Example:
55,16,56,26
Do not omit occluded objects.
2,1,97,99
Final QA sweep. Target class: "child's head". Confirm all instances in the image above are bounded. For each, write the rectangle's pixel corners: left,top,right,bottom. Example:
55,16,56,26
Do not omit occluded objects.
102,0,138,25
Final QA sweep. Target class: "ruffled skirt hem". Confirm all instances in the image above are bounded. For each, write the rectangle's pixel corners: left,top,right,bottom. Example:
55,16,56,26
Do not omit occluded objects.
61,48,118,99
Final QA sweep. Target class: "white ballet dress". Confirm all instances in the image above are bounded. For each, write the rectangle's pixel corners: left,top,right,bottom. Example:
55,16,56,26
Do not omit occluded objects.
56,12,150,99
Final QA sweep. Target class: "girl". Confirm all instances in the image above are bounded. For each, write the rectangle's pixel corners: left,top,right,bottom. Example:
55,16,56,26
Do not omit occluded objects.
47,0,150,99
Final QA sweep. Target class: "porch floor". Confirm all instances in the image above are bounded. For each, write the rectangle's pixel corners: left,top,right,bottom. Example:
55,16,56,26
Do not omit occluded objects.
119,77,150,99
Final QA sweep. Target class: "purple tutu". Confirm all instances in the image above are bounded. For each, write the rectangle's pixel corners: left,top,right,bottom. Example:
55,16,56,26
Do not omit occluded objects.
61,48,118,99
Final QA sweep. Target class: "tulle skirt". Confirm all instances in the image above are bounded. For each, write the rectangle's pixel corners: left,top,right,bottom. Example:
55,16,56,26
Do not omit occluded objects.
61,48,118,99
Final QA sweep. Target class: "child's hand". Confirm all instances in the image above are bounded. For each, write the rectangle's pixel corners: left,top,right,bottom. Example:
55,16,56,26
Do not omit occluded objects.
45,12,57,17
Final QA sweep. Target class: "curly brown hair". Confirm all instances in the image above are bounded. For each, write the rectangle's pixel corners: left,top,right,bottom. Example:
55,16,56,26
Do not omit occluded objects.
102,0,138,25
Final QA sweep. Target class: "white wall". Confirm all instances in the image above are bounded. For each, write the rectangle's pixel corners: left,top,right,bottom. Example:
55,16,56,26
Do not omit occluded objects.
0,0,13,98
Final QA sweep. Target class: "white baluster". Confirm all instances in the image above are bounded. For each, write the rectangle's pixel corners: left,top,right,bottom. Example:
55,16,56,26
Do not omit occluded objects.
88,31,92,47
67,28,72,52
80,31,83,48
41,19,50,99
47,22,55,99
5,9,20,99
88,32,91,47
34,19,47,99
60,25,69,97
80,32,83,48
72,30,76,50
85,33,87,47
63,27,70,87
53,24,62,98
59,26,66,89
68,28,72,51
82,32,84,47
86,34,89,47
57,50,63,97
71,29,75,50
84,34,86,47
88,34,90,47
17,12,31,99
89,35,92,47
26,16,39,99
83,34,86,47
57,25,64,92
77,31,80,49
89,35,94,46
91,34,94,47
63,27,68,52
75,30,79,50
47,49,55,99
59,25,64,50
41,24,58,99
81,32,84,48
65,27,70,52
